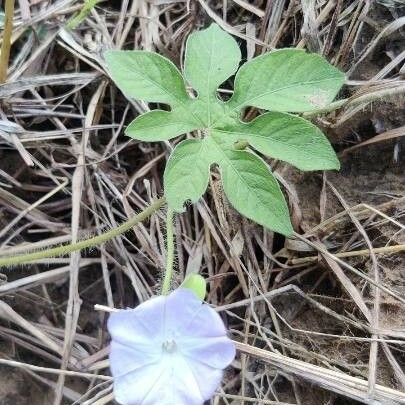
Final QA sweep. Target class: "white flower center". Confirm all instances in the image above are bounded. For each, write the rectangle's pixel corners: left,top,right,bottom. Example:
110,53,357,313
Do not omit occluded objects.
162,339,177,354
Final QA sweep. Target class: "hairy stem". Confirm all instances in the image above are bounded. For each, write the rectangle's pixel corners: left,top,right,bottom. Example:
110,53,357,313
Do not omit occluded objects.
304,84,405,117
161,208,175,295
0,197,165,267
0,0,15,83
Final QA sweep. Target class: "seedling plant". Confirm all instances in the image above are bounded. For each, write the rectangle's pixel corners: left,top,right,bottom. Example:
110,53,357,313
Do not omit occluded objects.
0,23,345,405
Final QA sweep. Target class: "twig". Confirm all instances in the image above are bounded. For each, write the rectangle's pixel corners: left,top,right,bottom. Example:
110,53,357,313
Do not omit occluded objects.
0,358,112,380
235,341,405,403
293,233,405,305
291,244,405,265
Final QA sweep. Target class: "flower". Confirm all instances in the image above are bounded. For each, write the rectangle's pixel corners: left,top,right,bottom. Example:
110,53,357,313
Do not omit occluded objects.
108,288,236,405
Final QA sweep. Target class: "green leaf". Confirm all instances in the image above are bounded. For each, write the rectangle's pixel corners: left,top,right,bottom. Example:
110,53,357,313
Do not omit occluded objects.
126,109,200,142
105,25,344,235
185,23,241,99
164,136,293,235
228,49,345,113
105,50,189,105
164,138,213,211
212,112,340,171
220,149,293,236
209,138,293,236
180,274,206,300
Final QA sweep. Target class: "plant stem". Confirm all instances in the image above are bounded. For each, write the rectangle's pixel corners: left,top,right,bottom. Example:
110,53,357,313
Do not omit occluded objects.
0,197,165,267
0,0,15,83
161,208,175,295
303,84,405,117
291,243,405,265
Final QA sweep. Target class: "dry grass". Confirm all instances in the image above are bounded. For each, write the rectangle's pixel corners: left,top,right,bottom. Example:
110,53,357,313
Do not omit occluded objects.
0,0,405,404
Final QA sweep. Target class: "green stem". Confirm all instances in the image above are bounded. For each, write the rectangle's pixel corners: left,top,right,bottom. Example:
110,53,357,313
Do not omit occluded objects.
161,208,175,295
0,197,165,267
303,84,405,117
0,0,15,83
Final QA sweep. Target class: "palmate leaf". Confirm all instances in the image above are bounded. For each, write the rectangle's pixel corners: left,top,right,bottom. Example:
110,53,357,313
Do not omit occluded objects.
105,24,345,236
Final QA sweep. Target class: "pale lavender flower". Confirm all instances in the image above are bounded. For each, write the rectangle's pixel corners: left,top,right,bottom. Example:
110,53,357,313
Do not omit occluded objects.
108,288,235,405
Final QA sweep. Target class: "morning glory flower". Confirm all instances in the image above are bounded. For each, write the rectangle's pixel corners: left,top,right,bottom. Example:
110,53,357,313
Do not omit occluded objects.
108,288,236,405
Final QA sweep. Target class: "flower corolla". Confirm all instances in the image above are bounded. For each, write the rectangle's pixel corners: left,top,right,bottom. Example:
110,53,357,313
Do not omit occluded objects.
108,288,235,405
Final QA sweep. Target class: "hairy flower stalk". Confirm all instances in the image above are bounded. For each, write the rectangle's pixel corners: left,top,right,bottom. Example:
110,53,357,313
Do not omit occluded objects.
108,289,235,405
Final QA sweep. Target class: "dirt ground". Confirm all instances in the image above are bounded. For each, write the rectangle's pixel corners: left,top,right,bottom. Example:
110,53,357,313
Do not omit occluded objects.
0,0,404,404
